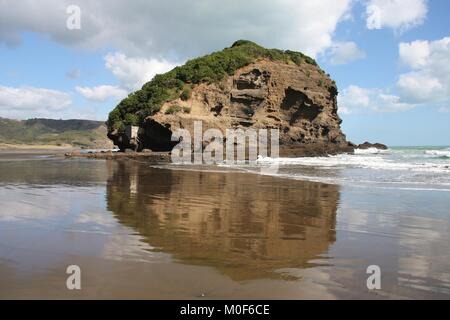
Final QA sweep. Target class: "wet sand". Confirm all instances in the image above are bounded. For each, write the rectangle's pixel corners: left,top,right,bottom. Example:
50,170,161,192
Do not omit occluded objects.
0,155,449,299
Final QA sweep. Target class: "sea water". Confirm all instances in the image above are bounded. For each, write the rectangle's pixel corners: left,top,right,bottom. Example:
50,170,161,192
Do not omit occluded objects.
252,146,450,191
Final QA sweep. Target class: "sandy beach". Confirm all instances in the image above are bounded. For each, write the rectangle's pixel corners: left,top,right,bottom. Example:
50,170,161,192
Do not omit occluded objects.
0,152,449,299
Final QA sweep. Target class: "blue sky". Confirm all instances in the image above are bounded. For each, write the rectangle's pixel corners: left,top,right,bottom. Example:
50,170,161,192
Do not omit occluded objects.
0,0,449,146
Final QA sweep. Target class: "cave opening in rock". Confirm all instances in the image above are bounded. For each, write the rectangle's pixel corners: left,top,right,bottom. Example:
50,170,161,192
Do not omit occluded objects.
281,87,322,123
235,69,269,90
140,120,178,151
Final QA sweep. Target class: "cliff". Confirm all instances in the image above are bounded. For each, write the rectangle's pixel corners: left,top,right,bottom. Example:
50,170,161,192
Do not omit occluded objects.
107,40,353,156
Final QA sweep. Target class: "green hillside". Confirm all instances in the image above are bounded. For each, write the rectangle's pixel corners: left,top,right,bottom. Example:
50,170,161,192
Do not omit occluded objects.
0,118,112,148
107,40,319,131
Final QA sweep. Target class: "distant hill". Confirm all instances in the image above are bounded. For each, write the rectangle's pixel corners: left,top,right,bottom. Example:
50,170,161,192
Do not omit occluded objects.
0,118,113,148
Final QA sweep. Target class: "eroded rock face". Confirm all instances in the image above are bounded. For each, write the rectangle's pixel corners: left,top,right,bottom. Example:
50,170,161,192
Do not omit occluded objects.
110,59,354,156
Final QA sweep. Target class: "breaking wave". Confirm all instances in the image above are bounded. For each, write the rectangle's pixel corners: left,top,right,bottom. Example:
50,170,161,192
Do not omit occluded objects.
354,147,388,155
424,149,450,158
256,154,450,173
251,147,450,190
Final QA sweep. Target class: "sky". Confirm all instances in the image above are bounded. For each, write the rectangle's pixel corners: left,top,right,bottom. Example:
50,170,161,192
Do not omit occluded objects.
0,0,449,146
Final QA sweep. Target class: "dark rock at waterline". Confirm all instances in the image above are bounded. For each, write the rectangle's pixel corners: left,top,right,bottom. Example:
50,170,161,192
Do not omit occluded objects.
357,141,388,150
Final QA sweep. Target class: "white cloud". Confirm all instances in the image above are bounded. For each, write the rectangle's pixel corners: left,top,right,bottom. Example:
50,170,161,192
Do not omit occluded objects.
0,0,353,59
340,85,371,109
104,52,177,90
75,52,177,104
340,37,450,115
338,85,415,114
399,40,430,68
0,86,71,111
375,93,416,112
328,41,366,65
76,85,128,102
397,37,450,103
0,86,72,119
397,72,443,102
365,0,427,31
0,85,98,119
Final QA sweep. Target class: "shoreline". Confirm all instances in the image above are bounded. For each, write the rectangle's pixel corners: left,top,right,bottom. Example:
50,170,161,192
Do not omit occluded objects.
0,143,75,151
64,149,172,162
3,147,450,192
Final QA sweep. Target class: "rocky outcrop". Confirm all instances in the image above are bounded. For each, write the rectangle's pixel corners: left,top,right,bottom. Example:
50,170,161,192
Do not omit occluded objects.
108,42,354,157
357,141,388,150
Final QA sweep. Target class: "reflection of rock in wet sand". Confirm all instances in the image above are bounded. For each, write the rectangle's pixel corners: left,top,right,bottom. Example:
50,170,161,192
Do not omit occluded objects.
106,161,340,280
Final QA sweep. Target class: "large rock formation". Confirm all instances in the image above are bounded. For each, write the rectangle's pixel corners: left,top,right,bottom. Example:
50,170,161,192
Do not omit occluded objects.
107,40,353,157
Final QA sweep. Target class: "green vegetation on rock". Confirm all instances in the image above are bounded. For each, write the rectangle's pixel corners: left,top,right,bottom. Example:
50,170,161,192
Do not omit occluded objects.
107,40,318,131
165,104,182,115
180,87,192,101
182,106,191,114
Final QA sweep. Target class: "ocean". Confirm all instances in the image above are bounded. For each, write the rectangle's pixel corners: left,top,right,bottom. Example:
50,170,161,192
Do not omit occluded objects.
251,146,450,191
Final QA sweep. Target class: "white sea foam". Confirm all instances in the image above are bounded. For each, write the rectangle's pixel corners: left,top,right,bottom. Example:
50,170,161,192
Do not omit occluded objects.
424,149,450,158
256,154,450,173
354,147,388,155
251,146,450,189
